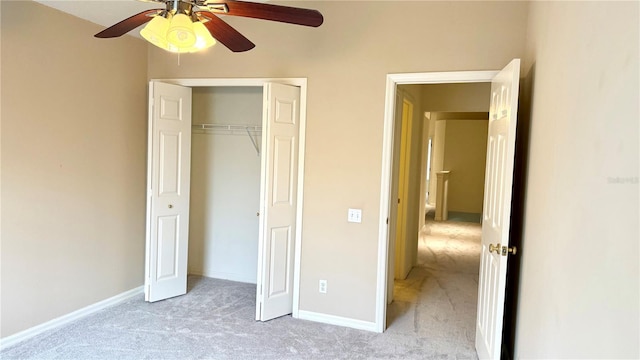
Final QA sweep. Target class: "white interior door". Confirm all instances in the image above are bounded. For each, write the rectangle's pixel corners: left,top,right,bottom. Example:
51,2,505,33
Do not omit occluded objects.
386,91,403,304
256,83,301,321
145,81,192,303
475,59,520,359
395,98,414,280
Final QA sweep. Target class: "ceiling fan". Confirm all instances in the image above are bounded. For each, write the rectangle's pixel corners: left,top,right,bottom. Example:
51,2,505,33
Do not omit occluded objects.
95,0,324,53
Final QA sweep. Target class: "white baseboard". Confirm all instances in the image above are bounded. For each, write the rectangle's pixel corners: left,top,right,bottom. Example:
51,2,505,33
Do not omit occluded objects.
296,310,378,332
189,270,257,285
0,286,144,351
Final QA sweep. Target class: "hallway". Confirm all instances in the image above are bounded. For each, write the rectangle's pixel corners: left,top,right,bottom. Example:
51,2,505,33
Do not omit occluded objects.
386,216,481,358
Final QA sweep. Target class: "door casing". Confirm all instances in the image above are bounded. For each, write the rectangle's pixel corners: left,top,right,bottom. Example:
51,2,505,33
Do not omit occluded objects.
377,71,498,333
149,77,307,318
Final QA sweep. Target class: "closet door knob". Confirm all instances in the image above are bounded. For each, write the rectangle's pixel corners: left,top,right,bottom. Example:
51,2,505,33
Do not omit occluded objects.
168,204,173,209
256,212,260,216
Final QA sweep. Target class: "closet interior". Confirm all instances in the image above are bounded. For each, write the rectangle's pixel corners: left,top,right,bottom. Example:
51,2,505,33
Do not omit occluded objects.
188,86,264,284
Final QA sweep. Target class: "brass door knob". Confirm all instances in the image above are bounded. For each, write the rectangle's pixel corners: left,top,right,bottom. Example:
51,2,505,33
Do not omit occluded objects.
489,243,501,254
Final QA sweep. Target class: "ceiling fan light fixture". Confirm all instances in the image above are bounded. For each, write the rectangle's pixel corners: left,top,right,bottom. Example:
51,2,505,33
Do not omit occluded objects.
98,0,324,54
190,21,217,52
166,13,197,48
140,14,171,50
140,13,215,54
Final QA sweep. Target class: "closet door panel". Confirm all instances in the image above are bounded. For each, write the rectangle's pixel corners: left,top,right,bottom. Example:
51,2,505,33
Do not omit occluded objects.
145,81,192,303
257,83,301,321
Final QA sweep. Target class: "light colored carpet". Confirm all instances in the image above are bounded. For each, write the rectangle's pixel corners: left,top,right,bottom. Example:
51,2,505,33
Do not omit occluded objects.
1,219,481,360
386,218,481,359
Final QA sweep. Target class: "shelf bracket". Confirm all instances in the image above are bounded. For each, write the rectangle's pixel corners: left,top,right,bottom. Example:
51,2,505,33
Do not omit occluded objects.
245,127,260,156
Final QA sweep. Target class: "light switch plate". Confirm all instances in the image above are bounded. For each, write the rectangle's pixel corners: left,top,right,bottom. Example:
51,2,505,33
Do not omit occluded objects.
348,208,362,223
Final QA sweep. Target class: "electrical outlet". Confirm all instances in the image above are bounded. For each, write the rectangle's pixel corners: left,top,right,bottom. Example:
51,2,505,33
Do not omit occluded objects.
319,280,327,293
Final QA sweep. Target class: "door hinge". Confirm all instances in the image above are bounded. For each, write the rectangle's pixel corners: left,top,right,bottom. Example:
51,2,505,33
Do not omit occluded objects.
397,198,401,204
386,217,389,225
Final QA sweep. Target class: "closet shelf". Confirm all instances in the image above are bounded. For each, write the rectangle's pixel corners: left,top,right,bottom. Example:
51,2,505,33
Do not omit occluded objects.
192,123,262,156
192,124,262,132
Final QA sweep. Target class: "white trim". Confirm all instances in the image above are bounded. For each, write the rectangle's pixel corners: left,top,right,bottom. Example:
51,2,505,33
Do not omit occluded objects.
292,80,308,319
153,78,306,88
385,71,498,85
376,71,499,333
144,81,154,302
188,270,257,285
256,84,269,320
150,77,306,319
0,286,143,351
297,310,378,332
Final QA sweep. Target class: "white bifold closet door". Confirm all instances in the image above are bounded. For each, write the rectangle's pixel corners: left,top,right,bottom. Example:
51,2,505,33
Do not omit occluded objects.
145,82,192,302
256,83,301,321
145,81,301,324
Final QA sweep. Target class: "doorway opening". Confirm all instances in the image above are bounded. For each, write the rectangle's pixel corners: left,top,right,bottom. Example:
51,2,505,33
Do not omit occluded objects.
379,75,497,333
377,61,522,360
386,83,491,357
189,86,263,286
385,83,491,356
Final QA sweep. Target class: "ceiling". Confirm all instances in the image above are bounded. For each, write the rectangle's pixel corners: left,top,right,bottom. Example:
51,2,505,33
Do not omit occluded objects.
33,0,270,32
34,1,162,33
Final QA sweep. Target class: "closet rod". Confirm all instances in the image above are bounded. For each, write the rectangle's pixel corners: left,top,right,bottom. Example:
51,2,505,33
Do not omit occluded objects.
192,124,261,156
192,124,261,131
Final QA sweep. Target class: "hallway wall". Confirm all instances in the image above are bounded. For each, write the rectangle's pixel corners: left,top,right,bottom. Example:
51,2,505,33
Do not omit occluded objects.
423,84,491,205
442,119,488,214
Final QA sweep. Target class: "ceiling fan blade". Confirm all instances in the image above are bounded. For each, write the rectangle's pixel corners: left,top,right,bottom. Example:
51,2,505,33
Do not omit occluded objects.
95,9,162,38
197,11,256,52
211,0,323,27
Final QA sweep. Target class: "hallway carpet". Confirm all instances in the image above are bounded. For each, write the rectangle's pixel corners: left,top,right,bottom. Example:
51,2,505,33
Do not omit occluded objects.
386,219,481,359
1,220,481,360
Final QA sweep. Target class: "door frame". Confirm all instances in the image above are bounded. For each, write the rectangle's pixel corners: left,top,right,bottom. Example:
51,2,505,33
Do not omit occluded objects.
150,77,307,318
376,71,498,332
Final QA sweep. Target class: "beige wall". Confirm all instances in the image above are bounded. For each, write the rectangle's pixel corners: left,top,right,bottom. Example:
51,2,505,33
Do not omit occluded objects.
443,119,488,214
516,1,639,358
147,0,528,322
0,1,148,337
